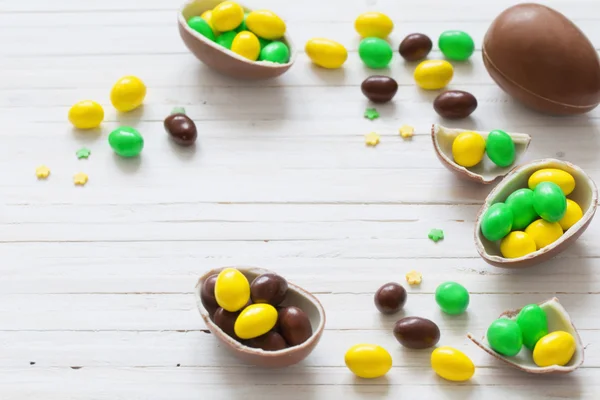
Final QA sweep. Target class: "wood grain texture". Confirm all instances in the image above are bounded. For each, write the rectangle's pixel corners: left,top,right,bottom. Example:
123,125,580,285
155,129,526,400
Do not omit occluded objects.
0,0,599,398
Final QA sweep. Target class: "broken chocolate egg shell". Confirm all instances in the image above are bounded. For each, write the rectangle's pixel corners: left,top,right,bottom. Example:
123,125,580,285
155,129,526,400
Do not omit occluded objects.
432,124,531,184
195,267,325,368
178,0,295,80
468,297,584,374
475,159,597,268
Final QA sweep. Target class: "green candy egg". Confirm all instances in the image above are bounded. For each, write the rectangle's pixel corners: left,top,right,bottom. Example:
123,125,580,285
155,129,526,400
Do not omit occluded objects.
438,30,475,61
486,129,515,167
235,12,249,33
259,41,290,64
109,126,144,158
487,319,523,357
216,31,237,49
533,182,567,222
187,16,216,41
505,188,538,230
481,203,513,241
258,37,272,50
435,282,469,315
516,304,548,350
358,37,393,69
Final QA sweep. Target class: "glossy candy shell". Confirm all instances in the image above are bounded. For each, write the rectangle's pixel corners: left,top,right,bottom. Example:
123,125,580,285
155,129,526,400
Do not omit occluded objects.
108,127,144,157
438,30,475,61
358,38,393,69
344,344,392,378
431,347,475,381
305,38,348,69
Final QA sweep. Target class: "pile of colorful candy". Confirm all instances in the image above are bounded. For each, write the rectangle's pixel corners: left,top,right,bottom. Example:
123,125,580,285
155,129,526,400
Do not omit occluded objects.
486,304,576,367
188,2,290,63
452,130,516,168
481,168,583,258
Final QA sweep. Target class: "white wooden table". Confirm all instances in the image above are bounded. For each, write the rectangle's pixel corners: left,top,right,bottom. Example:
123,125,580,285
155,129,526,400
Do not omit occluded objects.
1,0,599,398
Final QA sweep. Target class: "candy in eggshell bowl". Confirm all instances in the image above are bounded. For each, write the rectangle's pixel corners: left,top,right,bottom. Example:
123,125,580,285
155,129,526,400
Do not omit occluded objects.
178,0,295,79
195,267,326,368
475,159,598,268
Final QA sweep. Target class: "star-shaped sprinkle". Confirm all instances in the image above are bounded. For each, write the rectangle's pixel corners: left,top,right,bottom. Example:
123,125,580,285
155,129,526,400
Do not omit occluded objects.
399,125,414,139
35,165,50,179
365,132,380,146
406,270,423,285
73,172,88,186
76,147,91,159
364,108,380,120
428,228,444,242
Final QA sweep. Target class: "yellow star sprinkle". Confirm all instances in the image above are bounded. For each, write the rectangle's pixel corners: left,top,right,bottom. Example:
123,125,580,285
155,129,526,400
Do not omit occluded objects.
406,270,422,285
365,132,380,146
35,165,50,179
399,125,414,139
73,172,88,186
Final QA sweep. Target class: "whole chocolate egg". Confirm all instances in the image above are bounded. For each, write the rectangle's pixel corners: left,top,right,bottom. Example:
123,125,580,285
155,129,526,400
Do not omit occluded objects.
483,4,600,115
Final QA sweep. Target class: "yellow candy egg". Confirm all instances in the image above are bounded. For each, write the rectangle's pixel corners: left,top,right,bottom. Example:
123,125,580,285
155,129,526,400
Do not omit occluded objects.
110,75,147,112
68,100,104,129
414,60,454,90
354,12,394,38
201,10,218,34
500,231,537,258
305,38,348,69
344,344,392,379
533,331,576,367
211,1,244,32
528,169,575,196
559,199,583,230
452,131,486,167
231,31,260,61
246,10,286,40
214,268,250,312
525,219,563,249
431,346,475,382
233,303,278,339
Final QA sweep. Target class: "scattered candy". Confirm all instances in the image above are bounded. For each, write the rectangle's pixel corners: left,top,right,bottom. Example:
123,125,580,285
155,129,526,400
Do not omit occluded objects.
231,31,261,60
525,219,563,249
35,165,50,179
68,100,104,129
212,1,244,32
428,228,444,242
344,344,392,379
533,331,576,367
451,131,485,167
414,60,453,90
364,108,380,120
405,270,422,285
305,38,348,69
532,182,567,223
393,316,440,349
246,10,286,40
73,172,88,186
433,90,478,119
109,126,144,158
435,281,469,315
516,304,549,350
374,282,407,315
559,199,583,230
354,12,394,39
76,148,91,159
234,303,278,339
188,16,216,41
216,31,237,49
487,318,523,356
399,33,432,61
431,347,475,381
259,41,290,64
399,125,414,139
365,132,380,146
361,75,398,103
528,169,576,196
215,268,250,312
164,107,198,146
481,203,513,241
505,188,537,230
438,30,475,61
500,231,536,258
110,76,147,113
486,129,516,167
359,37,393,69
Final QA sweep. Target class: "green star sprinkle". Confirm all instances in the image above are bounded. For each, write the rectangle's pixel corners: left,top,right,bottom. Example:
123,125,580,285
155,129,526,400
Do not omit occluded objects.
76,148,91,159
428,229,444,242
364,108,380,120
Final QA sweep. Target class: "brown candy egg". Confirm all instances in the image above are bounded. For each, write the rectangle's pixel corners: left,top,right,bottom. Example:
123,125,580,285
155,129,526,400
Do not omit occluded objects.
213,307,241,340
247,331,288,351
278,306,313,346
393,317,440,349
434,90,478,119
200,274,219,316
361,76,398,103
374,282,407,315
483,3,600,115
251,273,288,306
399,33,432,61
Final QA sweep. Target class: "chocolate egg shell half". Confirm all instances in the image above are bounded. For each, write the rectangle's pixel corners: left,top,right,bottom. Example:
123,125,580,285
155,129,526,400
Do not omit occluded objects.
468,297,584,374
195,266,325,367
432,124,531,184
475,159,597,268
483,3,600,115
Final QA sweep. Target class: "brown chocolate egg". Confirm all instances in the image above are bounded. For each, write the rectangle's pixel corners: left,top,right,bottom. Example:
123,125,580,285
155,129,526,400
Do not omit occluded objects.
393,317,440,349
434,90,478,119
374,282,407,315
361,76,398,103
250,273,288,306
200,274,219,316
213,307,241,340
483,4,600,115
278,306,313,346
247,331,288,351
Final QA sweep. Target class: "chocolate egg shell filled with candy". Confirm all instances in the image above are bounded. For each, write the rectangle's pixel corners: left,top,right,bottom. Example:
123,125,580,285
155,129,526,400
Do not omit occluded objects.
475,159,598,268
195,267,325,368
431,124,531,184
468,298,584,374
483,3,600,115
